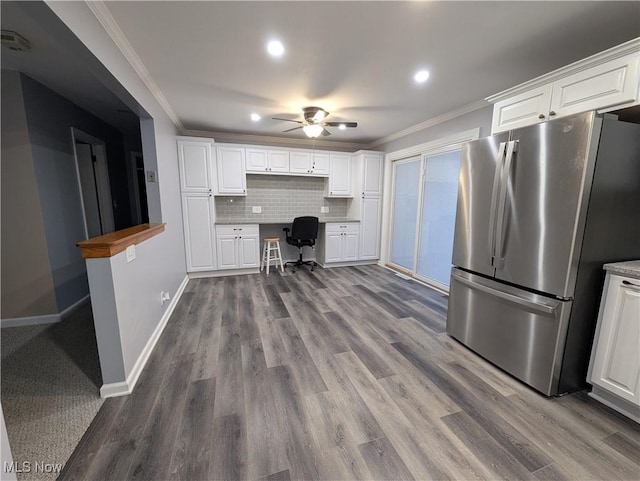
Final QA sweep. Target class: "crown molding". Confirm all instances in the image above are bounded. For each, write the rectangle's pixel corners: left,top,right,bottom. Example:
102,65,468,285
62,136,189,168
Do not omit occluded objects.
486,37,640,103
366,99,488,149
84,1,185,132
182,129,370,151
386,127,480,162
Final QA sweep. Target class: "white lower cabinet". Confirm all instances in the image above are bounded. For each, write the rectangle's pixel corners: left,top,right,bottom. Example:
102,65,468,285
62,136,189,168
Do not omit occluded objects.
324,223,359,264
182,193,216,271
359,196,381,260
588,272,640,419
216,224,259,270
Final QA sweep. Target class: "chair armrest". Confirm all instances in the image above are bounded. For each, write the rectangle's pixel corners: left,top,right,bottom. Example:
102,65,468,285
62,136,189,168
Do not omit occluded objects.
283,227,290,233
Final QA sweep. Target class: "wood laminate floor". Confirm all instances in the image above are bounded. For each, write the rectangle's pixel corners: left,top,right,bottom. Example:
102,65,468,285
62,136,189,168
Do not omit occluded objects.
59,265,640,481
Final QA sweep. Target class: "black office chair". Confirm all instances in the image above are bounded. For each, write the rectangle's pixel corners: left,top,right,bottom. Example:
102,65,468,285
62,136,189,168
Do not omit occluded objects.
283,216,319,272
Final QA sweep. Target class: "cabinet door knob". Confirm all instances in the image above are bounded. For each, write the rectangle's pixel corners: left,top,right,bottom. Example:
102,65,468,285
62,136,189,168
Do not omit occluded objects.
538,113,546,120
549,111,556,117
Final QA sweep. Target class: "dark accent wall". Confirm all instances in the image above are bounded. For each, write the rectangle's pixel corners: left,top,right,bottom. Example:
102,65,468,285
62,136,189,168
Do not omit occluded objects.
19,73,134,311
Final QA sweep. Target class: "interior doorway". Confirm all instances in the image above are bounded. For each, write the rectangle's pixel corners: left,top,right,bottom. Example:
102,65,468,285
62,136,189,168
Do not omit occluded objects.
71,128,115,238
130,151,149,224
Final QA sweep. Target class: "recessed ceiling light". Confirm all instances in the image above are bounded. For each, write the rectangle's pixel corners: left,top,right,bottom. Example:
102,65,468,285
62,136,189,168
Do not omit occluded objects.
414,69,430,83
267,40,285,57
250,113,261,122
338,124,346,130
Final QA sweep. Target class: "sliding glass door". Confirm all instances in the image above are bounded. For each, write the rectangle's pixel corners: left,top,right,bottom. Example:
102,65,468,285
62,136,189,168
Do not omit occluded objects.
389,157,421,271
389,149,461,290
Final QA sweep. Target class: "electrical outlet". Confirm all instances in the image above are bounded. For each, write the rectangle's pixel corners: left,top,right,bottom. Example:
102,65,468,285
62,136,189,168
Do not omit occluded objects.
126,244,136,263
160,291,171,305
146,170,157,182
320,206,329,213
252,206,262,213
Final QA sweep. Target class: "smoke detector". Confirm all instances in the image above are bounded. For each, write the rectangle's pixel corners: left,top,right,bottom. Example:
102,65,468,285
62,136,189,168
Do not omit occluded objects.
1,30,31,52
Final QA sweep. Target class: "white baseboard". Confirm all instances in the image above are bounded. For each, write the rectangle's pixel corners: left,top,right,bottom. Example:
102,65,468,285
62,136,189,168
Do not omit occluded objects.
188,268,259,279
589,386,640,423
99,381,130,398
99,275,189,399
1,295,90,328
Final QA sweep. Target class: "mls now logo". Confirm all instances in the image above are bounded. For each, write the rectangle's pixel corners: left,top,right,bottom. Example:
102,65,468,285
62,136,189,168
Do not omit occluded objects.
4,461,63,474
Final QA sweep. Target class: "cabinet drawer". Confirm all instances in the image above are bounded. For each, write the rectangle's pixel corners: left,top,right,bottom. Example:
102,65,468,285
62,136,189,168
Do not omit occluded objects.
216,224,258,236
325,222,359,234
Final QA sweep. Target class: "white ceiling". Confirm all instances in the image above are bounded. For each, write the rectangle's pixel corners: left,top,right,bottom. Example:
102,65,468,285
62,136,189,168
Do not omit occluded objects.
102,1,640,145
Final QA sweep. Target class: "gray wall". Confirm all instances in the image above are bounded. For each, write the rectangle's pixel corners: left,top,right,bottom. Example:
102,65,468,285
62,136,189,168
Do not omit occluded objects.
216,174,348,222
376,105,494,153
0,70,58,318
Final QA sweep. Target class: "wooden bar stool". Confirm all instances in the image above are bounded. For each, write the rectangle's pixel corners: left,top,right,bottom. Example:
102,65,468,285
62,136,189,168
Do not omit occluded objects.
260,236,284,274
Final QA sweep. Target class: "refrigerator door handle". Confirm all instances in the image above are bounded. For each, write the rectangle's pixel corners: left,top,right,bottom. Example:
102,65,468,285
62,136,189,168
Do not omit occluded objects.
488,141,508,266
495,140,518,267
452,268,557,315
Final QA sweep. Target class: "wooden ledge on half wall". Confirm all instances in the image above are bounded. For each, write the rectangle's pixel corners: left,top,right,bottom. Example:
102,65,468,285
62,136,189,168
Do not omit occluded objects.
76,223,166,259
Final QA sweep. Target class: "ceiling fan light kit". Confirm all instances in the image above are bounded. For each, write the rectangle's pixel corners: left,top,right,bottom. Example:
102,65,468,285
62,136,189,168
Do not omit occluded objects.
302,124,324,138
273,106,358,138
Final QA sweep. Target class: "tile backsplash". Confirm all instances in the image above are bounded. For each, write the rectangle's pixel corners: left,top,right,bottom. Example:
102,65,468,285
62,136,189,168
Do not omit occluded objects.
215,174,348,221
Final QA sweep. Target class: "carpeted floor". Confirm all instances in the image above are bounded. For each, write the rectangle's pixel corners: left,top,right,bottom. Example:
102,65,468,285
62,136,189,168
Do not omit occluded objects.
1,302,104,481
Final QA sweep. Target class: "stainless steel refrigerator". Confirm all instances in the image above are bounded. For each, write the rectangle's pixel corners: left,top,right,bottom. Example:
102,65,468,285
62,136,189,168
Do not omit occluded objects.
447,111,640,396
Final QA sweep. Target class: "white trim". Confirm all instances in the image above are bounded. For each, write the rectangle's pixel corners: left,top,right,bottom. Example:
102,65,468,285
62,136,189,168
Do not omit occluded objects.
1,295,91,328
486,38,640,103
100,275,189,398
99,381,129,398
321,260,378,269
380,264,449,296
1,314,59,328
385,127,480,162
367,100,488,148
188,268,259,279
589,386,640,423
182,129,369,152
84,1,185,133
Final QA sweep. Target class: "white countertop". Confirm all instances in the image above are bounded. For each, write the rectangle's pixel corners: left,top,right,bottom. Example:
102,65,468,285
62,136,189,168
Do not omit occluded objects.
215,218,359,225
604,260,640,280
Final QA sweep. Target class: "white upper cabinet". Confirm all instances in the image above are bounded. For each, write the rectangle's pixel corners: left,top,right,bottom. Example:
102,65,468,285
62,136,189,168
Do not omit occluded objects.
287,151,330,176
215,146,246,195
491,85,553,133
550,55,639,118
312,152,330,176
246,148,290,173
488,41,640,134
177,139,213,192
361,153,384,196
326,153,352,197
289,151,313,174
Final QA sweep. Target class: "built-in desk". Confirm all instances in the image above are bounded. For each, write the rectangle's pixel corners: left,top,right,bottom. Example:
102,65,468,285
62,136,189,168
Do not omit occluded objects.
211,219,363,272
215,218,359,225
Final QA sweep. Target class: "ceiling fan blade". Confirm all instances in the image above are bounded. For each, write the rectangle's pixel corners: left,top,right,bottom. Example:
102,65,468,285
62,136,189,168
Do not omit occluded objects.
321,128,331,137
283,126,304,133
272,117,303,123
324,121,358,128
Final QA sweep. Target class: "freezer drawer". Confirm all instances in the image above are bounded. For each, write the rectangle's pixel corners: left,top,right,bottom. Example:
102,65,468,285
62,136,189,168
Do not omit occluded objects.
447,268,572,395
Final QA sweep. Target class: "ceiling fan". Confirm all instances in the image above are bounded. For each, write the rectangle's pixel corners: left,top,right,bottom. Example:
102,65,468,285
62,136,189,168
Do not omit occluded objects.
273,107,357,138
